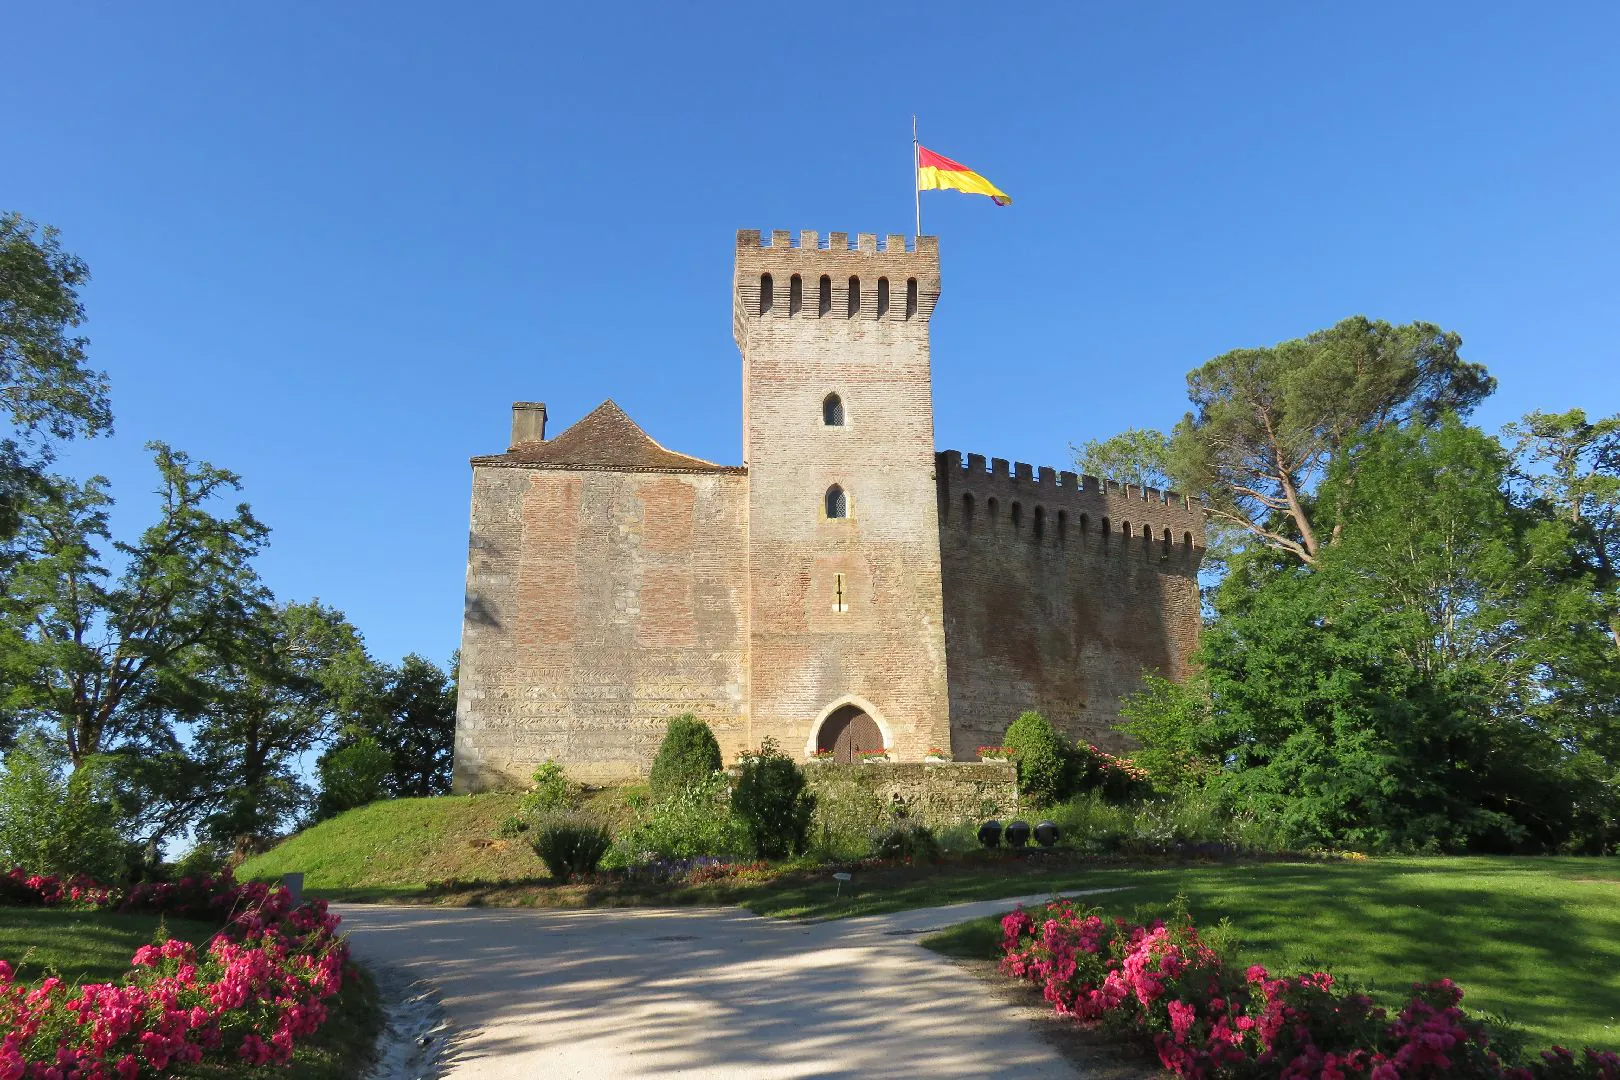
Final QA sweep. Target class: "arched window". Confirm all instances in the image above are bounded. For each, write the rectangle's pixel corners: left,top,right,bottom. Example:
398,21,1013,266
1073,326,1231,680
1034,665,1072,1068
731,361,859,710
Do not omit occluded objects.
1057,509,1067,544
818,275,832,316
789,274,803,315
823,393,845,427
877,277,890,318
825,485,848,519
962,492,974,524
759,273,773,314
1183,531,1194,552
1162,528,1172,558
1033,505,1045,540
906,277,918,318
1011,501,1023,529
1121,520,1131,543
847,276,861,317
1142,523,1153,542
1078,513,1089,535
1101,517,1110,543
988,496,999,521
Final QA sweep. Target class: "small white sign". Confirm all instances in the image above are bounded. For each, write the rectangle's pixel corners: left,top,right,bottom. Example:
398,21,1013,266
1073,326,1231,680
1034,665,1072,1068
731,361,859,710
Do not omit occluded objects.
832,872,852,882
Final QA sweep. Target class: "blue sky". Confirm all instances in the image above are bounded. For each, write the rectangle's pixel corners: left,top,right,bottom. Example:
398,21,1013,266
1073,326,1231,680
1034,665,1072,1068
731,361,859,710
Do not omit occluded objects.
7,3,1618,667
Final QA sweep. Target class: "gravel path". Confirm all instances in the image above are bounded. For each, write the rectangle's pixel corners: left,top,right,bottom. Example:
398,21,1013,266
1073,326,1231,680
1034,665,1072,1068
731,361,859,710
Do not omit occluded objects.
337,890,1114,1079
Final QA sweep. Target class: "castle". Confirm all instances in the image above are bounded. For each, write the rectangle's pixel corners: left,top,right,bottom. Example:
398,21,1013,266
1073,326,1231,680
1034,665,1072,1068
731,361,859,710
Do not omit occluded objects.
451,229,1205,790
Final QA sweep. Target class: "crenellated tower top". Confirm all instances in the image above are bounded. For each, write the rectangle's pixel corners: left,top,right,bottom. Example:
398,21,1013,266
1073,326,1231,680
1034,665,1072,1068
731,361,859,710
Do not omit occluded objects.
733,229,942,346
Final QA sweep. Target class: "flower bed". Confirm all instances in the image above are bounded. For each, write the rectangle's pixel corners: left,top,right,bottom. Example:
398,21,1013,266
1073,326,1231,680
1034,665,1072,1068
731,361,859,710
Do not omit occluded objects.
999,897,1618,1080
0,868,351,1077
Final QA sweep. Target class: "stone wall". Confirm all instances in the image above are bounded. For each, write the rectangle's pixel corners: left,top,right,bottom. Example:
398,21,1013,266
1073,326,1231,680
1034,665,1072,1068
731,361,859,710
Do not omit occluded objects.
804,761,1019,828
453,466,750,790
935,451,1204,756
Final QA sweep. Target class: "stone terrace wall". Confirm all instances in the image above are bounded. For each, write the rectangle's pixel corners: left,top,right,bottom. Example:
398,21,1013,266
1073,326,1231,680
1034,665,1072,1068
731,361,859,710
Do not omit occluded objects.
454,465,750,790
935,451,1205,757
804,761,1020,828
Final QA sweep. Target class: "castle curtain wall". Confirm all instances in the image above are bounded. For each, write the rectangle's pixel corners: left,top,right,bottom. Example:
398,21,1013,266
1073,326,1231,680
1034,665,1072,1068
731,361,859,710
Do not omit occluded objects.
934,452,1204,757
452,465,749,790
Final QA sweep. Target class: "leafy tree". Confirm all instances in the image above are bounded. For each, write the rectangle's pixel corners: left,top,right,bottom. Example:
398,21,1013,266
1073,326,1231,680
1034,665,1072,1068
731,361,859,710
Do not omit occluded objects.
1168,317,1493,566
648,714,722,801
1183,417,1615,851
731,739,815,859
1070,427,1174,490
1003,710,1071,807
315,736,393,820
1505,408,1620,652
0,737,126,879
190,601,372,849
1118,673,1213,792
367,653,456,797
0,443,269,765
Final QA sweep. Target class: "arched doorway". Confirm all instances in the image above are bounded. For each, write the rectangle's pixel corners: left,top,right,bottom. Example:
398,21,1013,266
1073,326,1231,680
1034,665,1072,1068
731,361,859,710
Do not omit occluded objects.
816,704,885,764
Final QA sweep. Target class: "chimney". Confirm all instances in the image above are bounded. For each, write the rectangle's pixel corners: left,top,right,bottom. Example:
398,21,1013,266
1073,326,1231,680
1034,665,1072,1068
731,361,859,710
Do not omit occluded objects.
510,402,547,447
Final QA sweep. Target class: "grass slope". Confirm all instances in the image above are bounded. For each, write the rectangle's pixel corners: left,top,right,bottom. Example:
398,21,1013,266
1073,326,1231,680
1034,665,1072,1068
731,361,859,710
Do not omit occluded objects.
918,857,1620,1052
238,793,532,898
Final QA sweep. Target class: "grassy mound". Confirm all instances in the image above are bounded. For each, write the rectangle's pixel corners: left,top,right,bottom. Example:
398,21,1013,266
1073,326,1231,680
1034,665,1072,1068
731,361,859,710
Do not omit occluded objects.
238,793,536,898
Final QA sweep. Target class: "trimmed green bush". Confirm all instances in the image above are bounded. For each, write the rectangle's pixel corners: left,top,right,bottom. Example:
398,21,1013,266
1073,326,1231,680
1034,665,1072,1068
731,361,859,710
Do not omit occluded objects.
529,812,612,880
731,739,816,859
648,714,723,801
1004,710,1072,807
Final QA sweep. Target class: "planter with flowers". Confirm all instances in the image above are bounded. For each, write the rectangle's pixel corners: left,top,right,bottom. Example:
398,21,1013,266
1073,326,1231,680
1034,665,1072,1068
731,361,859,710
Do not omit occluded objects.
857,749,891,765
976,745,1015,762
923,747,950,762
807,748,835,765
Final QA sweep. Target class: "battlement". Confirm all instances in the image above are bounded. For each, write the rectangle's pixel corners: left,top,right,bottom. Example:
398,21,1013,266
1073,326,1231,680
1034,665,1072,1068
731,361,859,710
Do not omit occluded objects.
934,450,1207,564
734,229,941,333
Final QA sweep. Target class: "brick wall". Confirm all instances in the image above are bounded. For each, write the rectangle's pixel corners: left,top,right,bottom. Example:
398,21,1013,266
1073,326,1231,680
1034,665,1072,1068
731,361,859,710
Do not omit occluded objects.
453,466,749,789
935,452,1204,755
734,230,952,762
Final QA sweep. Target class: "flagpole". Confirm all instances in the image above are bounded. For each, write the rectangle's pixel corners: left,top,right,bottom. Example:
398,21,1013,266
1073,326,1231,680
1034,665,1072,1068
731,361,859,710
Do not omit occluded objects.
912,114,921,238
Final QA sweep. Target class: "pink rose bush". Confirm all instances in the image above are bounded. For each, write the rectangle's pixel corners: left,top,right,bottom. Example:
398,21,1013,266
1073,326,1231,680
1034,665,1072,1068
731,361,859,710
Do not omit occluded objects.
0,868,350,1077
999,899,1619,1080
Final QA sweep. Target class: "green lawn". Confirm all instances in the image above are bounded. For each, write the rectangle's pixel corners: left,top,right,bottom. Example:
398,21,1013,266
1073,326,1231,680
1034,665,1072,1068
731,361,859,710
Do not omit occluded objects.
915,856,1620,1053
0,907,219,984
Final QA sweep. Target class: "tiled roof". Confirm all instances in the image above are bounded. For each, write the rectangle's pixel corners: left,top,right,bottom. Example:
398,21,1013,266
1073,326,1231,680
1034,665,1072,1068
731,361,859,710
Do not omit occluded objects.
472,400,743,474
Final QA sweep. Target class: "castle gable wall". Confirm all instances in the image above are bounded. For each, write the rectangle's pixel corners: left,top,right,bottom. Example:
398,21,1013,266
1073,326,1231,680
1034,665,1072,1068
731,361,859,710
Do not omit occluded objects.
452,464,748,789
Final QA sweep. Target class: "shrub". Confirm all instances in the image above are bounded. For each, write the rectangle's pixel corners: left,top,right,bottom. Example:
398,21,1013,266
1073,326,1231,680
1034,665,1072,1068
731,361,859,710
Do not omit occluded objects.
521,761,577,815
649,715,723,801
806,769,886,860
315,736,393,820
731,739,816,859
1071,742,1153,802
529,812,613,880
873,823,940,861
610,773,749,864
0,742,127,881
1004,711,1072,807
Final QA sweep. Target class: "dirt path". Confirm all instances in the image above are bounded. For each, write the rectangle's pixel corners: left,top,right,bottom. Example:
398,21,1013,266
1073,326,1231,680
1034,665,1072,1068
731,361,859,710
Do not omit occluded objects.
337,890,1113,1079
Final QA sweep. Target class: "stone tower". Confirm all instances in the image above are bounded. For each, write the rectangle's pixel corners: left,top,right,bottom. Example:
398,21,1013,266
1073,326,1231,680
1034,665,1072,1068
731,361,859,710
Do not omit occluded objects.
732,230,951,761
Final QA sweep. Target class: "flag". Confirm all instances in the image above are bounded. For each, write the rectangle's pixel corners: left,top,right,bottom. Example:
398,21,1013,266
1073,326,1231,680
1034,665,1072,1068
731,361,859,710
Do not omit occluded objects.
916,146,1012,206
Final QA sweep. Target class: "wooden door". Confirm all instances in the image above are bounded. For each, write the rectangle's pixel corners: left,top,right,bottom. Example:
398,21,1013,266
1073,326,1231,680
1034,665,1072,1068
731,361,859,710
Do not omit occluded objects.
818,707,884,764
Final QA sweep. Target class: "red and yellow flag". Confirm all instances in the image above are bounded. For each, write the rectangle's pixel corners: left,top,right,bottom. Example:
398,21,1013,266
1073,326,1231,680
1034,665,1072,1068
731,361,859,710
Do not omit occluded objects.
917,146,1012,206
